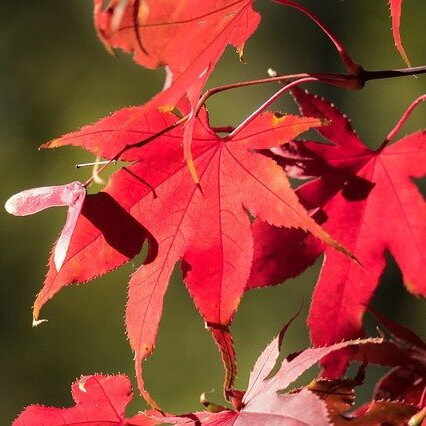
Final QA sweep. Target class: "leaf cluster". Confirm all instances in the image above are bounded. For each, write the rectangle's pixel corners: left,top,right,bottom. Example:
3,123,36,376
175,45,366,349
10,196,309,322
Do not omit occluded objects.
6,1,425,424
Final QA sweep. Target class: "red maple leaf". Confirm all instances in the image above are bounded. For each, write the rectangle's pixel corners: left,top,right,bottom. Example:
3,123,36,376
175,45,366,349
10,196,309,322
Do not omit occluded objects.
94,0,260,109
94,0,261,180
37,103,348,406
13,374,156,426
248,87,426,376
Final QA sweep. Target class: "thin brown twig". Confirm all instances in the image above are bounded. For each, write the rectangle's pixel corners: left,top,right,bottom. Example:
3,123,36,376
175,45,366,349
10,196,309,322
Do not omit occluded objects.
82,64,426,187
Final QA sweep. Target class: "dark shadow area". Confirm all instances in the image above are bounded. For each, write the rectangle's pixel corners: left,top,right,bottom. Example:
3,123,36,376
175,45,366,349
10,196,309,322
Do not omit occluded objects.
83,191,157,261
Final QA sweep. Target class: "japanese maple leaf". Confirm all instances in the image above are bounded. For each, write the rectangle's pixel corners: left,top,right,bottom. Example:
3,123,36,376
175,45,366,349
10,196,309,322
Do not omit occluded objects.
248,87,426,377
389,0,410,66
94,0,260,180
13,374,157,426
39,103,347,405
94,0,260,109
149,322,382,425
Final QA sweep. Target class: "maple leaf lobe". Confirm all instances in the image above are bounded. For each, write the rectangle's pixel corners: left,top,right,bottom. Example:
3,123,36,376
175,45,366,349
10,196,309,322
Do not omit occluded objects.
249,88,426,377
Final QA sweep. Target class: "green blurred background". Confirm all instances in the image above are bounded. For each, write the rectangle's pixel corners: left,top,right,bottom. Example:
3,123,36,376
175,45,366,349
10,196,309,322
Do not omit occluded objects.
1,0,425,423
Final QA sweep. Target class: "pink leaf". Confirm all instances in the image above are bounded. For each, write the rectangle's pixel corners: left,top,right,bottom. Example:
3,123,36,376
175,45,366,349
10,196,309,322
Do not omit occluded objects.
151,328,382,425
5,182,86,271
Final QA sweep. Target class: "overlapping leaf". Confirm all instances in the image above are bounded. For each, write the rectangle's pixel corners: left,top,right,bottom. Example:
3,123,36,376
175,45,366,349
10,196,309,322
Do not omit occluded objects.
13,374,156,425
305,363,421,425
37,103,345,404
7,0,426,424
346,400,418,425
94,0,261,180
12,332,382,426
352,310,426,411
374,367,425,408
94,0,260,109
15,335,413,426
150,324,382,425
248,87,426,376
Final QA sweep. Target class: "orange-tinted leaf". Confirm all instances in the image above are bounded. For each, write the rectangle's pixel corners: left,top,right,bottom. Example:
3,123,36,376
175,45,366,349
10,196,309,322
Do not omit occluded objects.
303,363,422,425
94,0,261,179
306,379,355,419
43,105,179,161
94,0,260,108
13,374,157,426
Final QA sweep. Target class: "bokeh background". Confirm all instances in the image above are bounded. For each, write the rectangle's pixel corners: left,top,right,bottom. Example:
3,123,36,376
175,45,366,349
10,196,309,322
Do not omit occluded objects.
1,0,425,423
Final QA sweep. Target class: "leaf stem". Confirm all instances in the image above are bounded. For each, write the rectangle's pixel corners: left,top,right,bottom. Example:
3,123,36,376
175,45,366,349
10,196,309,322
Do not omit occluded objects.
379,94,426,150
272,0,361,74
82,64,426,187
195,65,426,115
360,65,426,83
195,71,360,117
227,77,319,138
